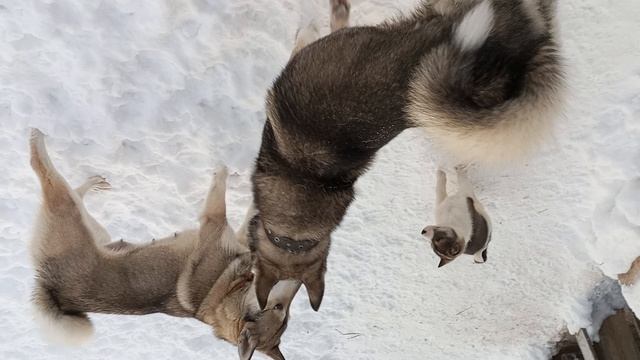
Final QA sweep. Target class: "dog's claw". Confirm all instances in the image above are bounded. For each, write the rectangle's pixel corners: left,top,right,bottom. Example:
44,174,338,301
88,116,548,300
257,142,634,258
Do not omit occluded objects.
87,175,112,191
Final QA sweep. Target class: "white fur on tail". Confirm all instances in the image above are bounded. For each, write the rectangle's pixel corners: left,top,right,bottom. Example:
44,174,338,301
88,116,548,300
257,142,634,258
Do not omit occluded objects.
454,0,494,51
32,287,94,346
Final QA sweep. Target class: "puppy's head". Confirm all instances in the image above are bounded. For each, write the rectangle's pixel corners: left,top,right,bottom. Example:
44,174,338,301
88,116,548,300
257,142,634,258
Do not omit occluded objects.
238,280,301,360
422,226,465,267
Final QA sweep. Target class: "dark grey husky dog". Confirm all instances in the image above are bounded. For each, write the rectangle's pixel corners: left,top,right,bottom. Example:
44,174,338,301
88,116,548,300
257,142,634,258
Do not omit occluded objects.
29,129,299,360
250,0,564,311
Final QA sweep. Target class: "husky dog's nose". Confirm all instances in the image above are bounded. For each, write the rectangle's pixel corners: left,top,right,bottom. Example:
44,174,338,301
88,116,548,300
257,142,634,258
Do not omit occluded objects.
421,229,427,235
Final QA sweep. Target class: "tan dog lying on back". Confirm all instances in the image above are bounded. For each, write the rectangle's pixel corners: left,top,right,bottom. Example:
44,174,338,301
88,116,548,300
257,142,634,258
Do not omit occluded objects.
29,128,299,360
422,167,492,267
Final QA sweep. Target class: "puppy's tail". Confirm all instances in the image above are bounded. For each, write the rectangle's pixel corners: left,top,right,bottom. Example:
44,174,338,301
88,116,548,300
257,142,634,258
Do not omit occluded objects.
32,282,94,345
408,0,565,165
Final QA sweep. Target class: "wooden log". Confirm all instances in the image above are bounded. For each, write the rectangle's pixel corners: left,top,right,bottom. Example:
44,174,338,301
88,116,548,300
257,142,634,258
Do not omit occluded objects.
576,329,598,360
596,310,640,360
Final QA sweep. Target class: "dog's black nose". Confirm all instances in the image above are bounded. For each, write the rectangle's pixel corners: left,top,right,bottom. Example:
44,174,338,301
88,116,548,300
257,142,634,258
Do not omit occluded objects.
421,229,426,235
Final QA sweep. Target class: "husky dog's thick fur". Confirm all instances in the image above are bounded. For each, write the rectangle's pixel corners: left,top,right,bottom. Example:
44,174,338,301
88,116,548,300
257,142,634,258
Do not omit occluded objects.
422,167,492,267
29,129,299,360
250,0,564,311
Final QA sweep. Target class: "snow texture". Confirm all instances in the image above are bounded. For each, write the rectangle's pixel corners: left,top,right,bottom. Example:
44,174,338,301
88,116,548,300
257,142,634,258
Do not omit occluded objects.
0,0,638,359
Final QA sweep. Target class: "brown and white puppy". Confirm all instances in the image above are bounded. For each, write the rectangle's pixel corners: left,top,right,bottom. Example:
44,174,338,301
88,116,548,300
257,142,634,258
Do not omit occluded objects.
250,0,562,311
422,167,492,267
28,128,299,360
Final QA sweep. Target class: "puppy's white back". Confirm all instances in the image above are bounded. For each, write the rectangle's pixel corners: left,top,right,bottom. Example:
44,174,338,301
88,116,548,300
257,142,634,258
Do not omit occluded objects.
436,193,473,240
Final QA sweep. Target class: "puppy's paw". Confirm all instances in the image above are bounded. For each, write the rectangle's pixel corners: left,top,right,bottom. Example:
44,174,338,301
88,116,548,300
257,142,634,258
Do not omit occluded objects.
473,249,488,264
331,0,350,16
295,21,320,46
330,0,350,32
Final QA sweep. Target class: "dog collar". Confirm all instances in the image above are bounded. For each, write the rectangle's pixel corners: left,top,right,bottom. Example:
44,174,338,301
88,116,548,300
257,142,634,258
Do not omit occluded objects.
265,228,319,254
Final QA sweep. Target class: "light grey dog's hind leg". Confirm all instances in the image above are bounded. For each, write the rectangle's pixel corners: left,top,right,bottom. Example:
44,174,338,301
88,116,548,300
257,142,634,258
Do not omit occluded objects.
30,129,73,208
177,166,231,313
200,166,228,225
75,176,112,245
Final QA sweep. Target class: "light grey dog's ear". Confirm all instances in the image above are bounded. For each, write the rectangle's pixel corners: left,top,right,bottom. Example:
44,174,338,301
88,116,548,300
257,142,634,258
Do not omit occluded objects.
303,271,325,312
264,346,285,360
238,328,258,360
438,257,453,268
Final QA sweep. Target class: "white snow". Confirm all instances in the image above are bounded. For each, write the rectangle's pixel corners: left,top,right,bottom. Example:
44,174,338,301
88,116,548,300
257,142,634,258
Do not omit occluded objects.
0,0,638,359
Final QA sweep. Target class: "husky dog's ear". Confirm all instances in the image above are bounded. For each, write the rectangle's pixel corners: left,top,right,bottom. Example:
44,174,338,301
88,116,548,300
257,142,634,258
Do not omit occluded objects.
238,328,258,360
255,265,278,310
264,346,285,360
302,271,325,312
438,257,453,268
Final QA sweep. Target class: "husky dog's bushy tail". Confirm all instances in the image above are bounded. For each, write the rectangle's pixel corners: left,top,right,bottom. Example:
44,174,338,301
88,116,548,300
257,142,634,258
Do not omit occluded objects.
408,0,564,165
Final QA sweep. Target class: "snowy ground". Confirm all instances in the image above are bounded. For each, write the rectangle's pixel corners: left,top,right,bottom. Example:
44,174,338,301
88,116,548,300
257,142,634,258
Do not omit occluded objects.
1,0,639,359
